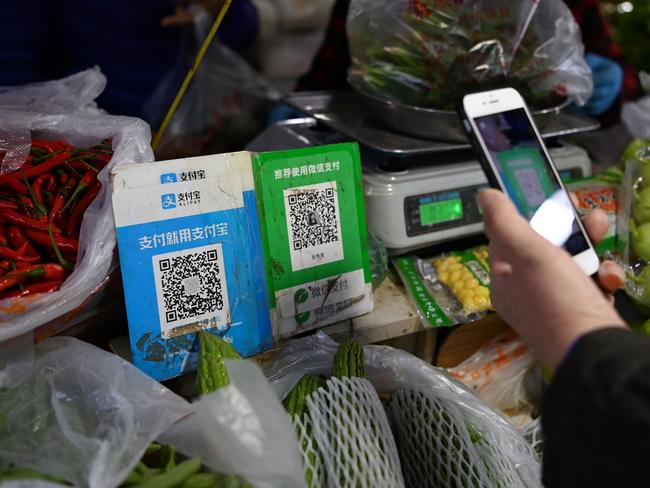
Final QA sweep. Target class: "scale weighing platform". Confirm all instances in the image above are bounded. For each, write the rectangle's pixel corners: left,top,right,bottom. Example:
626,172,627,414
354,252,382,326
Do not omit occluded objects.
248,91,598,255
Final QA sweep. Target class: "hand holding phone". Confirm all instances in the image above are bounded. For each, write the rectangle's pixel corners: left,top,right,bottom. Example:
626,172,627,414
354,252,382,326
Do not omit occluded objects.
458,87,599,276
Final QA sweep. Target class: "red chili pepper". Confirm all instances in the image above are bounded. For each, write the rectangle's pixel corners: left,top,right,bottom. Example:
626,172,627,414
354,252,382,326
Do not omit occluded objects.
47,224,73,271
32,174,56,207
0,209,61,234
7,226,27,249
4,280,63,298
66,160,99,173
0,151,72,184
31,139,72,153
0,245,39,263
1,178,30,196
56,169,69,186
62,170,96,213
0,201,17,210
66,183,100,236
7,263,66,280
0,260,11,275
16,240,40,260
49,176,78,223
24,229,76,257
0,264,65,293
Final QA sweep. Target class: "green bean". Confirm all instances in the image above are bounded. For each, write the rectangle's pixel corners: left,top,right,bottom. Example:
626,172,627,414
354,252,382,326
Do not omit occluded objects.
133,458,202,488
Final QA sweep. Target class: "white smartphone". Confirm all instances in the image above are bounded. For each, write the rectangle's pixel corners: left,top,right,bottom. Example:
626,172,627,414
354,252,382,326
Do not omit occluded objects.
458,87,599,276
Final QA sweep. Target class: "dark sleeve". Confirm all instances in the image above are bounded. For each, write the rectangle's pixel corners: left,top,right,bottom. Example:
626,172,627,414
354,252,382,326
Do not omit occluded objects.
542,328,650,487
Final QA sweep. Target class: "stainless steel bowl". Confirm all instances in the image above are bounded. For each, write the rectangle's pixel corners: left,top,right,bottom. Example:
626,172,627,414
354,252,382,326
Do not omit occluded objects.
354,85,569,143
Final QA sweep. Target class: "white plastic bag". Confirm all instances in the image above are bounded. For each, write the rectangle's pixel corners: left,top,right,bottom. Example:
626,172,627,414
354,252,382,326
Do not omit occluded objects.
160,359,307,488
266,332,541,488
0,338,307,488
0,337,191,488
0,67,105,116
622,96,650,139
0,69,154,341
448,331,540,429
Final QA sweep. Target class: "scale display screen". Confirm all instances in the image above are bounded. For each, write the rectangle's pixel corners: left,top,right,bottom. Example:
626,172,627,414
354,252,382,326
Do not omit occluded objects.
405,187,484,238
419,198,463,226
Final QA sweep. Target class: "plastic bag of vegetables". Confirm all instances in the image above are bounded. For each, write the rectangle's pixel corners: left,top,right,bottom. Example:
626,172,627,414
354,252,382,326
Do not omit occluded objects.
347,0,592,110
266,331,541,488
617,141,650,315
0,334,307,488
0,337,191,488
0,67,153,342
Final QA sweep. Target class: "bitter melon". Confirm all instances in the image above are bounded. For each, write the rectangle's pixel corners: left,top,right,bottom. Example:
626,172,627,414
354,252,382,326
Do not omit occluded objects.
196,332,241,395
331,338,366,378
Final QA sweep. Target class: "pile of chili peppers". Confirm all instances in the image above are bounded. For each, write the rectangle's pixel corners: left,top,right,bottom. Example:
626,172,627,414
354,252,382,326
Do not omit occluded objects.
0,138,112,299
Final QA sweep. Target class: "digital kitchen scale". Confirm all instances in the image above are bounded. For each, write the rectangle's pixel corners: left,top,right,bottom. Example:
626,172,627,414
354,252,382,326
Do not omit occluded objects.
248,92,597,255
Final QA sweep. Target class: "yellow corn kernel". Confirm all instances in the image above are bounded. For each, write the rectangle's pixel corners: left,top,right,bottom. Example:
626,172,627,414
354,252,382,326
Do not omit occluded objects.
457,289,473,303
474,286,490,298
474,296,490,309
450,270,461,282
462,297,476,311
464,278,478,289
438,271,450,283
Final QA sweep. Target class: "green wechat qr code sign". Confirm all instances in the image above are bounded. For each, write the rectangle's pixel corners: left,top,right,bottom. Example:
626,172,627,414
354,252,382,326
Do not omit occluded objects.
252,143,371,309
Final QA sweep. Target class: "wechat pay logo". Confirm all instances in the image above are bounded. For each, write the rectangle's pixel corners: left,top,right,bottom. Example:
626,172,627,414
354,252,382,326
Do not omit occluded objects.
161,193,177,210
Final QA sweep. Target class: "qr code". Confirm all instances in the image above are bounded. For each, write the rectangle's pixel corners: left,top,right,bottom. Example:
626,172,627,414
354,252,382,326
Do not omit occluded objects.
152,243,230,339
284,182,344,272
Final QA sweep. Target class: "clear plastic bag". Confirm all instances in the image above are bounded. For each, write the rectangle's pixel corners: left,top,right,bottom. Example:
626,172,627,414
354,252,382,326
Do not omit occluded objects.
159,359,307,488
0,339,307,488
617,149,650,316
149,11,280,160
347,0,592,110
448,331,541,429
0,67,106,116
0,69,154,342
0,337,191,488
266,332,541,488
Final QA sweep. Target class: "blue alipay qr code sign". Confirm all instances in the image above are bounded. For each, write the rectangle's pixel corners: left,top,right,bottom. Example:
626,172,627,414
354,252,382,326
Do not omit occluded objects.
116,203,272,381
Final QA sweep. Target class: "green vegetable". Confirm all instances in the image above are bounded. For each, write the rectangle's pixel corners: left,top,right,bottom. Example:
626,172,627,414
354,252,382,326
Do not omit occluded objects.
134,458,202,488
331,338,366,378
283,375,327,488
196,332,241,395
180,473,218,488
632,221,650,261
283,374,326,418
0,466,69,484
621,138,650,164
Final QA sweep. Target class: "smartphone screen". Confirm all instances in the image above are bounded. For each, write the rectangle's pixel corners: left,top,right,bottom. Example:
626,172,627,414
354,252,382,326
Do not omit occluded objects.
474,108,590,256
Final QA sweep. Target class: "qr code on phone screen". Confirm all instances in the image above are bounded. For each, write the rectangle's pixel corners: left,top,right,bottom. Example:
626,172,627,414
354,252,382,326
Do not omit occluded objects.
284,182,344,272
153,243,229,339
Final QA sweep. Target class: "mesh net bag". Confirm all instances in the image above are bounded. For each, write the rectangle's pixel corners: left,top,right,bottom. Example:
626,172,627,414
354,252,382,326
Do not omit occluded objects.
522,417,544,458
266,332,541,488
292,414,325,488
306,376,404,488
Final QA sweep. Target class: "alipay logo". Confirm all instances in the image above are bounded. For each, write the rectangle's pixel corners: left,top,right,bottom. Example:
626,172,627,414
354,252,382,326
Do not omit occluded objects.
161,193,177,210
160,173,178,184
